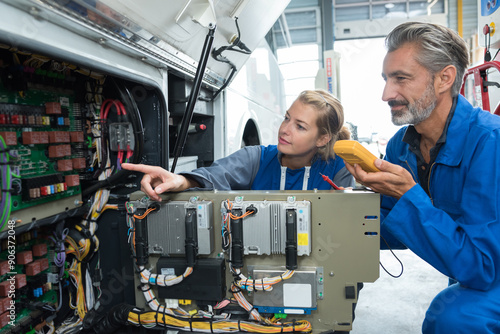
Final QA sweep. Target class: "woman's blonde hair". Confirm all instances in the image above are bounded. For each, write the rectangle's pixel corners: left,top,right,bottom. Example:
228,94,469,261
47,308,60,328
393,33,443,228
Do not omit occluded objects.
296,89,350,160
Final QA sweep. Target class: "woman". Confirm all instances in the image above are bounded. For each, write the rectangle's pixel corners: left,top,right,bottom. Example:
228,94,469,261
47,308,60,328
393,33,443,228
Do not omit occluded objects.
122,89,354,201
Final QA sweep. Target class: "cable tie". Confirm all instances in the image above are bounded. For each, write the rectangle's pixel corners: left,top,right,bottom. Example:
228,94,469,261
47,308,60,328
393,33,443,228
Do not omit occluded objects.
210,315,214,334
261,278,265,291
280,274,284,282
162,306,167,326
189,314,193,332
252,279,256,292
137,312,141,324
238,319,241,332
141,285,151,292
155,308,159,326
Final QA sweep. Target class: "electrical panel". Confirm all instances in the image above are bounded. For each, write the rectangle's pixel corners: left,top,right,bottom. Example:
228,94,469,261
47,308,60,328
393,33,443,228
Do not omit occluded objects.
128,190,380,333
0,12,167,333
0,85,84,227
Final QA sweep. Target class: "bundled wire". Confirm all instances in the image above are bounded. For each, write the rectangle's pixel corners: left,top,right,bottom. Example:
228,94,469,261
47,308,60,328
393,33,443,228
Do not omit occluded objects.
50,228,68,276
54,316,82,333
126,307,312,333
220,199,300,327
67,259,86,319
139,283,190,318
126,202,194,286
138,265,193,286
232,268,294,292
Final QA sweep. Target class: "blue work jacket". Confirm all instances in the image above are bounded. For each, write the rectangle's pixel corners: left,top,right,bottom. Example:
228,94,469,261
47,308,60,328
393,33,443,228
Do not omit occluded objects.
381,95,500,291
184,145,354,191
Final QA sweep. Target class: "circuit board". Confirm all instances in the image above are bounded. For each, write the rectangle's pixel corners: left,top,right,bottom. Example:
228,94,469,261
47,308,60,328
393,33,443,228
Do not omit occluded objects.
0,57,87,229
0,232,57,332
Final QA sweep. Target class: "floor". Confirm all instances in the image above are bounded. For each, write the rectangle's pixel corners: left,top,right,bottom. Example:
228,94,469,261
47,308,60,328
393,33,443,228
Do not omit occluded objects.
350,249,448,334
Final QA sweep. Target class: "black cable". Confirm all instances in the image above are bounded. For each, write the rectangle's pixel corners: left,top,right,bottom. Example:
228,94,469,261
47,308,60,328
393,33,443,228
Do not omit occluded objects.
379,235,404,278
82,79,144,197
210,17,251,101
210,63,237,101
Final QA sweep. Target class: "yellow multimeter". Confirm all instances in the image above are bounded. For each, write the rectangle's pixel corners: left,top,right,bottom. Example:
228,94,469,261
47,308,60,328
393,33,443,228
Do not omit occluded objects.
333,140,380,173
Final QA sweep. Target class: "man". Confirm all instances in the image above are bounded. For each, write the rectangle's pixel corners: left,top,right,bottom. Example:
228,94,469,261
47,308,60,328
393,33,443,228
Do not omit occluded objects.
346,22,500,333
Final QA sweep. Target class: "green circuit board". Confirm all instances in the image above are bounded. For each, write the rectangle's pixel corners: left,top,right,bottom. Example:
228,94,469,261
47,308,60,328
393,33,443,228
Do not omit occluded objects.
0,72,86,216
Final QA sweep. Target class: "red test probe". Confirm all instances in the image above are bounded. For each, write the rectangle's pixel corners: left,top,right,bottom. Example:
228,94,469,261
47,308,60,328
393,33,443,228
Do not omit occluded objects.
320,173,340,190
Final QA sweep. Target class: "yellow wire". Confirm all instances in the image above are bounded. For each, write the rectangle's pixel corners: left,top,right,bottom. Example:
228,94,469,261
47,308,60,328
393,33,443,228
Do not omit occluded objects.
127,311,312,333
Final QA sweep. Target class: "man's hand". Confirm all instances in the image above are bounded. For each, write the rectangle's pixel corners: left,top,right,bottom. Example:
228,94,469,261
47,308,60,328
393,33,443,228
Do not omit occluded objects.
122,163,194,201
344,159,416,199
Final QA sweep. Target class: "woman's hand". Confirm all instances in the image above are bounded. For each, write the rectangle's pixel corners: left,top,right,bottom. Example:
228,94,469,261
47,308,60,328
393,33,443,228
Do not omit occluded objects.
122,163,196,201
344,159,416,199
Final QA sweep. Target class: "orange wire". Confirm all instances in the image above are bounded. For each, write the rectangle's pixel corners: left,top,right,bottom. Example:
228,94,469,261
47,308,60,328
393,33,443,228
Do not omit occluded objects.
133,207,156,219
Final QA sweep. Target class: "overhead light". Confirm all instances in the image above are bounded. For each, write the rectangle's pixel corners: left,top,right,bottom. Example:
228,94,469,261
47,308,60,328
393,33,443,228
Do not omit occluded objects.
385,3,395,9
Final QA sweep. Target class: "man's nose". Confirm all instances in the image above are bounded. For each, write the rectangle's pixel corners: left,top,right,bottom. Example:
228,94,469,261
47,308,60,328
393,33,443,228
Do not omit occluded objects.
382,82,397,102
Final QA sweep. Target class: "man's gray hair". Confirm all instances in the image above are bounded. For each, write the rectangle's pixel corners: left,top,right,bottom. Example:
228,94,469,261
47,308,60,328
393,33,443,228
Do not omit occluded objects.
385,22,469,97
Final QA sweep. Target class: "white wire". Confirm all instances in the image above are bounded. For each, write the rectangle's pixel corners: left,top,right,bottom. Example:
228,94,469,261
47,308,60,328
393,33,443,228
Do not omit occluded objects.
85,268,95,310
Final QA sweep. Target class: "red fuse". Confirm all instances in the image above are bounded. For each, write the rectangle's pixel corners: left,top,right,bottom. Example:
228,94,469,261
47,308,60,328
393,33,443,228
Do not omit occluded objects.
32,243,47,257
17,250,33,265
10,115,19,125
0,114,5,124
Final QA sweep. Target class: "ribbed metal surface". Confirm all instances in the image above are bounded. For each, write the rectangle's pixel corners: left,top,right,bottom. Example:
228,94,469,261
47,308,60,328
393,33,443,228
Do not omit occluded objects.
270,203,282,255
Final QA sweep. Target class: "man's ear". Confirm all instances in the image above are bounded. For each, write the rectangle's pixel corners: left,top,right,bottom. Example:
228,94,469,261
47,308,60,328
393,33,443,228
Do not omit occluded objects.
316,134,331,148
436,65,456,94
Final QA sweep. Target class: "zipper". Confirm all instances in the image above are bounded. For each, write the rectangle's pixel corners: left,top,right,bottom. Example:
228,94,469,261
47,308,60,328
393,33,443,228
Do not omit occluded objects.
404,160,417,180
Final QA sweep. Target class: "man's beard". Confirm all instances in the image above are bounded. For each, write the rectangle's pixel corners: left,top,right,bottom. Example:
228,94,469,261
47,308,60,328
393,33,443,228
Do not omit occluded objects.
389,80,437,126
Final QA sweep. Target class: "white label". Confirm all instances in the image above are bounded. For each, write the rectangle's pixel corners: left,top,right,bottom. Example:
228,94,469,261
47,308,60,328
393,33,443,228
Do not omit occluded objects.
283,283,312,307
